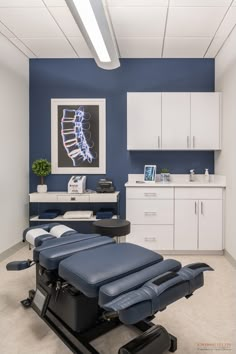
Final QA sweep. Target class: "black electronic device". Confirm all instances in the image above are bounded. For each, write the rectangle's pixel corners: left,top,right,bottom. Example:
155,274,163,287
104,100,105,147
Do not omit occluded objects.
96,179,115,193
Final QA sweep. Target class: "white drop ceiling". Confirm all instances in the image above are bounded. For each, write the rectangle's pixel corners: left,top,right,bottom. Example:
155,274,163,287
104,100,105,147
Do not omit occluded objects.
0,0,236,59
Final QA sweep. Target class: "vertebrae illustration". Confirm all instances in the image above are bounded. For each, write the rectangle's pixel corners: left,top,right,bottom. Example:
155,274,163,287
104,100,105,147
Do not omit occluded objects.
61,107,95,166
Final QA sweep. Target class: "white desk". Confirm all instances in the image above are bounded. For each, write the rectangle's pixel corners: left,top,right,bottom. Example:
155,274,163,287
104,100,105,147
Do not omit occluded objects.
29,191,120,223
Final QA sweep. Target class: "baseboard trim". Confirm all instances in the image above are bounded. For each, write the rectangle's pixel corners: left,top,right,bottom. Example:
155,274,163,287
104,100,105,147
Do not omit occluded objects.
0,242,25,262
158,250,224,255
224,250,236,268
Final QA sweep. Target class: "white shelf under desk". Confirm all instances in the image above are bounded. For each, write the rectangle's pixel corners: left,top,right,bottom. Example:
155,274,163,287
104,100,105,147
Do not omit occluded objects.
30,215,118,222
29,191,120,229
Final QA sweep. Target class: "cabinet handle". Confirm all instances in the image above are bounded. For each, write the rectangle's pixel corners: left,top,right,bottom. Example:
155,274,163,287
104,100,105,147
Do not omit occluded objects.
195,201,197,214
144,193,157,197
193,136,195,148
144,211,157,216
187,136,190,148
144,237,156,242
201,201,203,215
71,197,76,201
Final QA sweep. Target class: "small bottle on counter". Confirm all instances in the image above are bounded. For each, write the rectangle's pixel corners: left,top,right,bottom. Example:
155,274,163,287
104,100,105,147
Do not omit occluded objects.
204,168,210,183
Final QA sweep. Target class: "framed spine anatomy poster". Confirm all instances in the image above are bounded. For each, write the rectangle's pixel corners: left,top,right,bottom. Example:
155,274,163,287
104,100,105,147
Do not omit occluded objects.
51,98,106,174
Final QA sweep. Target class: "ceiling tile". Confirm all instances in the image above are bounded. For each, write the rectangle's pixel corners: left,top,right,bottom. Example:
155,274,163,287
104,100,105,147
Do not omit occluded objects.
204,36,223,58
68,37,93,57
107,0,168,6
43,0,66,6
48,6,82,37
109,6,167,37
117,37,163,57
205,6,236,57
0,0,44,7
163,37,212,57
10,38,36,57
170,0,231,6
0,21,15,37
166,7,228,37
0,8,63,38
21,37,77,58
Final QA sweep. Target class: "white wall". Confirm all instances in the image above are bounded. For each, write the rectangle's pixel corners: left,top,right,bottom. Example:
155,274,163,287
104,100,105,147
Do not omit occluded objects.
215,25,236,261
0,34,29,253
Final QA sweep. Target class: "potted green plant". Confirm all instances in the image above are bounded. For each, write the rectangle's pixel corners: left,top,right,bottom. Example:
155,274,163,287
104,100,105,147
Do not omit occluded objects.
32,159,51,193
160,168,170,183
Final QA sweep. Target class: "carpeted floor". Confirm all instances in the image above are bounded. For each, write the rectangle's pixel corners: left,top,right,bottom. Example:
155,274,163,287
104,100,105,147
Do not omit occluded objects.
0,245,235,354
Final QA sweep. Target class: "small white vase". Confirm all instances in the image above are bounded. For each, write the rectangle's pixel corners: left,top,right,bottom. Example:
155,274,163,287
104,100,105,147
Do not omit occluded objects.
37,184,47,193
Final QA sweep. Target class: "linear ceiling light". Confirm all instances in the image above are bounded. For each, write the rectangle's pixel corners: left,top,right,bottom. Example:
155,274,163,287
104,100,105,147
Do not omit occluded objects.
66,0,120,70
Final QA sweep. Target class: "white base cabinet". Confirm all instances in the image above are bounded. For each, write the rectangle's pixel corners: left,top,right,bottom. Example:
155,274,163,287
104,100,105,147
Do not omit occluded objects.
174,200,198,250
126,187,174,251
174,188,223,251
126,186,224,252
174,199,223,251
198,199,222,250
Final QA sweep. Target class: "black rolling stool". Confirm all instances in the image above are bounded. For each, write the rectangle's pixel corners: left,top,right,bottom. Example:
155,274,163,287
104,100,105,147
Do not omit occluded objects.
93,219,131,243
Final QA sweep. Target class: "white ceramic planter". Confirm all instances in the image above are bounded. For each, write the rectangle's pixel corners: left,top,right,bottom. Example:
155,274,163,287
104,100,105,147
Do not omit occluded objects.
37,184,47,193
160,173,170,183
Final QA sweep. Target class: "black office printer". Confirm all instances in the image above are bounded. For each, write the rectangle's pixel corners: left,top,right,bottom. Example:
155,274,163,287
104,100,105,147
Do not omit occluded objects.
96,179,115,193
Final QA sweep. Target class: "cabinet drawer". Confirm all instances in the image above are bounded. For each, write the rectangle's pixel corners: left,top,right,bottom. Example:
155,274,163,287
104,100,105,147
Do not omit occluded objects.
89,193,118,203
57,194,90,202
127,199,173,224
126,225,173,250
126,187,173,200
175,188,222,200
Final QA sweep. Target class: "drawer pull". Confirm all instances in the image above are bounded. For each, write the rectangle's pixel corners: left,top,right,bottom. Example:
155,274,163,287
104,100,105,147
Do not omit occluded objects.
144,193,157,197
144,211,157,216
71,197,76,201
144,237,156,242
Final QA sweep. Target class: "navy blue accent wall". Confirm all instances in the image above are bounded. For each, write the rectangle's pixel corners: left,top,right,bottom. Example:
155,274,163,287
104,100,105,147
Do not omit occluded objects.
30,58,215,217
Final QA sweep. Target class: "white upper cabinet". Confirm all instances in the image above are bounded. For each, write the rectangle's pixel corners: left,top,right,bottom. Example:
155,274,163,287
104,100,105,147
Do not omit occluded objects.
127,92,162,150
127,92,221,150
191,93,221,150
162,93,191,150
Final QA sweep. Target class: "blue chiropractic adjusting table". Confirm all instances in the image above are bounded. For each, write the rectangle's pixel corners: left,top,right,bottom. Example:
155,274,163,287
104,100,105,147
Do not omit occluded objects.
7,223,213,354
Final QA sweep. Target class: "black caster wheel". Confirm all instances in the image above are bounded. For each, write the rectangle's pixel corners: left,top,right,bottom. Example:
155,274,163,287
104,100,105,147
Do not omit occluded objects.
20,298,32,308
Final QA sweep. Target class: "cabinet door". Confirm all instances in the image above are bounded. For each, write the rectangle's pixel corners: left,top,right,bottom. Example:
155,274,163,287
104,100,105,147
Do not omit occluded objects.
127,92,162,150
199,200,222,250
191,93,220,149
175,200,198,250
162,93,190,150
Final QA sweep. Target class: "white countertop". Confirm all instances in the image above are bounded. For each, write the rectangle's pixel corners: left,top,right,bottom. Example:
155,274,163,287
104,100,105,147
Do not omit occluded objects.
125,174,226,188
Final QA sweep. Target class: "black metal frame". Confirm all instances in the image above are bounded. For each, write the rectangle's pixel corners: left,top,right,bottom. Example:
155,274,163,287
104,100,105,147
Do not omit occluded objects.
24,288,177,354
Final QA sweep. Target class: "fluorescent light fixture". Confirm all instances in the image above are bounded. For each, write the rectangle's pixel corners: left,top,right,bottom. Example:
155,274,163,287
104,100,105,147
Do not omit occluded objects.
73,0,110,63
66,0,120,70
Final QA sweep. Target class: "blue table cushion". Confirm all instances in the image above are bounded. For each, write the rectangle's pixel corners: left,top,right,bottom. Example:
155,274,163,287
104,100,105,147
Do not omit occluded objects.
39,236,114,270
59,243,163,298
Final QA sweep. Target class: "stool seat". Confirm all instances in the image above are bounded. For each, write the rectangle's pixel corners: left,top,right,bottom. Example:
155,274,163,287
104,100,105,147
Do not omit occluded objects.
93,219,130,238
